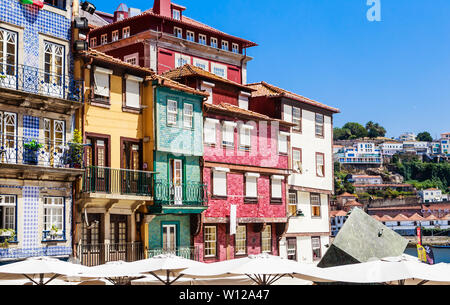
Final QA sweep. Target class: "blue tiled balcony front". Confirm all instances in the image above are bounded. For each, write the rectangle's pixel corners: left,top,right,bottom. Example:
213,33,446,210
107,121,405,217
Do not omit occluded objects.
0,63,83,103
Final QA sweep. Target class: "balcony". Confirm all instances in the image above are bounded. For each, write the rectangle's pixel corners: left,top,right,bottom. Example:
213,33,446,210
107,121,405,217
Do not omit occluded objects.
147,246,200,261
0,135,84,180
76,242,145,267
0,63,83,110
150,181,208,214
82,167,154,201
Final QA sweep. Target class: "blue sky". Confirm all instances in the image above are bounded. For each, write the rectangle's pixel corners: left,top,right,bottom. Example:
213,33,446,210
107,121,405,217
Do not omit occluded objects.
92,0,450,139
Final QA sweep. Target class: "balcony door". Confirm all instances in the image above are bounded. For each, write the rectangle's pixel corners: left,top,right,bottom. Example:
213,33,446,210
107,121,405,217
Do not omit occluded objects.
86,136,109,193
170,159,183,205
43,41,64,98
121,140,141,195
110,215,128,261
162,224,177,253
0,28,17,90
43,119,65,167
0,112,17,164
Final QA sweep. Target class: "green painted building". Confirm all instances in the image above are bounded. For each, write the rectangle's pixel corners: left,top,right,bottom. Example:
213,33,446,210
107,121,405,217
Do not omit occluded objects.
146,78,208,259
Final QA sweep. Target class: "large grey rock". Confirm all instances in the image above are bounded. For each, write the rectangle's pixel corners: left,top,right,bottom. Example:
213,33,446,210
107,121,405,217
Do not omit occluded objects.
318,208,408,268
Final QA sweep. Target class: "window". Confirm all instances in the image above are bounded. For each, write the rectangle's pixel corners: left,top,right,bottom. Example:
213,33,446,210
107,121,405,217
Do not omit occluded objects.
212,63,227,78
93,67,112,102
167,99,178,126
278,132,288,155
311,194,321,217
210,37,218,48
239,125,252,150
0,28,17,82
312,237,321,260
175,53,191,68
172,9,181,20
204,226,217,257
0,195,15,232
162,224,176,251
43,197,64,239
245,173,259,200
112,30,119,42
0,112,17,164
43,118,65,167
288,192,297,217
287,238,297,261
212,168,228,197
292,107,301,131
293,148,302,173
238,94,249,110
199,34,207,45
125,75,142,109
316,153,325,177
100,34,108,45
174,27,182,38
183,103,193,128
90,37,97,47
44,0,66,10
261,225,272,253
122,27,130,39
222,122,236,147
193,58,209,71
271,176,283,201
186,31,195,42
204,118,218,145
221,40,229,51
235,225,247,255
315,113,324,137
44,41,64,91
232,43,239,54
124,53,138,66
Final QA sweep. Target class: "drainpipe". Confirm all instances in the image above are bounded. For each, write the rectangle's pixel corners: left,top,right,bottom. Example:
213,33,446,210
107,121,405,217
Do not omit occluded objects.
240,48,247,85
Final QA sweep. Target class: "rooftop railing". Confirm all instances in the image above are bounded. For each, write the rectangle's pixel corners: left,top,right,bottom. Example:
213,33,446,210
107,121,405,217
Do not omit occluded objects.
0,63,83,102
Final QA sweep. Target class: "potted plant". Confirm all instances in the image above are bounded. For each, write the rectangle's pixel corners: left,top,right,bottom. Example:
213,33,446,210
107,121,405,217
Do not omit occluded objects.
0,229,16,248
65,129,83,168
49,225,63,239
23,139,43,165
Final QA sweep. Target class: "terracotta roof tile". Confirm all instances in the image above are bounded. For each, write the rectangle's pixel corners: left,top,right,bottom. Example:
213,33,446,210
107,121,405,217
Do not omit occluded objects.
162,64,254,91
344,200,363,207
338,192,357,197
204,102,295,127
408,213,425,221
391,214,410,221
246,81,340,113
147,74,209,97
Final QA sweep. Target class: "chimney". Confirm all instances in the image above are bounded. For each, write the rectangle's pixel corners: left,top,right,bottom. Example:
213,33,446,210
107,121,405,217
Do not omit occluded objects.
114,3,129,22
153,0,171,18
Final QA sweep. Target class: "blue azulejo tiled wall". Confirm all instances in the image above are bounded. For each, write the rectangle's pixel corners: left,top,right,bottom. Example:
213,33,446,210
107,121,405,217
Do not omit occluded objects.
0,184,72,261
0,0,72,70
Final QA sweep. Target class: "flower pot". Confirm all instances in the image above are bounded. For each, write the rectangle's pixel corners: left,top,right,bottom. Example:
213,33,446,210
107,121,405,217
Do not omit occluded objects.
23,148,39,165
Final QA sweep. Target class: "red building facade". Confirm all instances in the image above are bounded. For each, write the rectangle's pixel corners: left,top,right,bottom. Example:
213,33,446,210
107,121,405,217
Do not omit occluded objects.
164,65,294,262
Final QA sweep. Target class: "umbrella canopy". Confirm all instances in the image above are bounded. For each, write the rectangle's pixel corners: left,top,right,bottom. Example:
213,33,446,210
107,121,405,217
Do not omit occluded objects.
76,261,145,285
292,254,450,285
0,256,90,285
182,253,311,285
127,254,206,285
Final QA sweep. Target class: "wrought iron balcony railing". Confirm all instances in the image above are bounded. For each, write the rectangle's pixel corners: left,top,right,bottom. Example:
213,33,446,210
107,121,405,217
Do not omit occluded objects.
0,63,83,102
82,166,154,197
147,246,200,261
154,180,208,206
0,134,84,169
42,230,66,242
76,242,145,267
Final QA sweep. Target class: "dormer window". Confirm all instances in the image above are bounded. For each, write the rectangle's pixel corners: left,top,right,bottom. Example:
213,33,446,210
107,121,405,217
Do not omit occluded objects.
112,30,119,42
221,40,229,51
100,34,108,45
123,27,130,39
187,31,195,42
174,27,183,39
172,9,181,20
199,34,207,45
232,43,239,53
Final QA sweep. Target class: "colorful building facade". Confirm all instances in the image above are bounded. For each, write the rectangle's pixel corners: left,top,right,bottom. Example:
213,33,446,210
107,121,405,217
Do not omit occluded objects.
0,0,83,262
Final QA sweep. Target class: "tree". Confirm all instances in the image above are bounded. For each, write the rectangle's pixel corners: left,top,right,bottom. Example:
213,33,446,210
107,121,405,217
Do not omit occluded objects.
342,122,368,139
334,127,351,140
365,121,387,138
416,132,433,142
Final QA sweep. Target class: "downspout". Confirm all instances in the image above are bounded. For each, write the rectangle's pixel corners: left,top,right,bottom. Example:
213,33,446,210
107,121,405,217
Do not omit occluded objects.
240,47,247,85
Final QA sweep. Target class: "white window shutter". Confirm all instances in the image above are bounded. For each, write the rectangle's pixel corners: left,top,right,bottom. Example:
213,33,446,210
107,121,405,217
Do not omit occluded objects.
283,104,292,123
94,72,110,97
246,176,257,198
278,133,287,154
213,171,227,196
204,121,216,144
271,179,282,198
125,79,140,108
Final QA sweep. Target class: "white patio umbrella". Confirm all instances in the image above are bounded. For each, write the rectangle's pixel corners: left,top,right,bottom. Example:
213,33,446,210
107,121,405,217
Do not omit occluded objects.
127,254,206,285
76,260,145,285
131,275,256,286
0,256,90,285
181,253,314,285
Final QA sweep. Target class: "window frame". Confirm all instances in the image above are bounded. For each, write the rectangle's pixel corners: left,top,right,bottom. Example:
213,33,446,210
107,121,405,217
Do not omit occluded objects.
203,225,218,258
167,99,178,126
292,148,302,173
315,113,324,138
278,132,289,155
286,237,297,261
100,34,108,45
204,118,218,145
174,27,183,39
222,122,236,148
211,169,228,198
288,191,298,217
235,224,247,256
270,176,283,204
112,30,119,42
0,195,17,239
123,75,142,111
312,236,322,261
316,152,325,178
244,173,259,203
92,67,112,104
172,9,181,20
183,103,194,129
90,37,97,47
186,30,195,42
232,43,239,54
198,34,207,45
122,27,130,39
292,106,302,132
261,225,272,254
221,40,229,51
310,193,321,218
43,196,65,241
